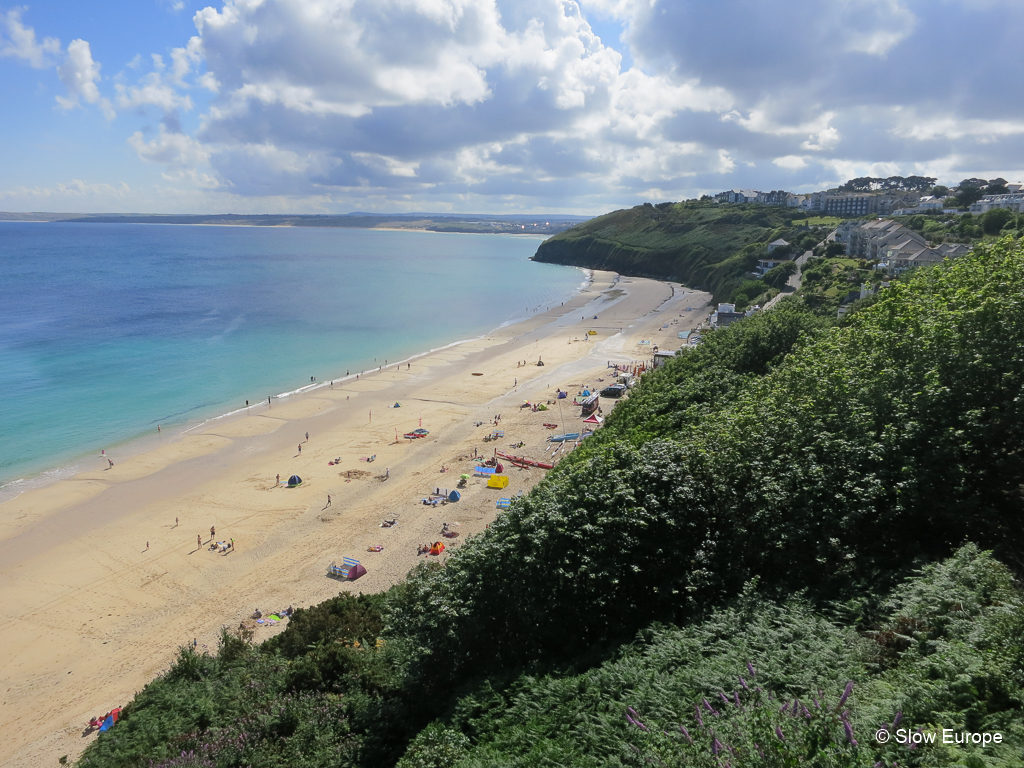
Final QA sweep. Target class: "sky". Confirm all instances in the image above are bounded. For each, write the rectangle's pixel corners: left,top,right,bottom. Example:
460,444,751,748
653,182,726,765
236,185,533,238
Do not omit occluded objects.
2,0,1024,215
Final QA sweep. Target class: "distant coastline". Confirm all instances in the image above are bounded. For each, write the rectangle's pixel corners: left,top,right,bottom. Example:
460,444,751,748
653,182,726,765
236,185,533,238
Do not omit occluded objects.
0,211,593,236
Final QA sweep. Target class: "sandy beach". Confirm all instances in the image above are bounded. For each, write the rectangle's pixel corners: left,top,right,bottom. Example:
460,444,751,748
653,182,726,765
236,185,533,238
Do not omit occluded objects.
0,271,710,767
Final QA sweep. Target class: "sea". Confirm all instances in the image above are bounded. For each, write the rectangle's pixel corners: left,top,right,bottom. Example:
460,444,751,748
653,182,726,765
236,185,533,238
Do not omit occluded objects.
0,222,584,498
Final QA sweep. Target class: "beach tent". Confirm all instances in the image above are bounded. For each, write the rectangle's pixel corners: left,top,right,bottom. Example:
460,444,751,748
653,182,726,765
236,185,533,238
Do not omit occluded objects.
448,490,461,502
329,557,366,580
488,475,510,489
348,562,367,579
288,475,302,487
474,466,496,476
429,541,446,555
495,462,505,474
582,414,604,425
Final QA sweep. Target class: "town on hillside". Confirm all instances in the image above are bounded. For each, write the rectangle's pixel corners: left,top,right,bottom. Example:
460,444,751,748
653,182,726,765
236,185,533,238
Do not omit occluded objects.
680,175,1024,333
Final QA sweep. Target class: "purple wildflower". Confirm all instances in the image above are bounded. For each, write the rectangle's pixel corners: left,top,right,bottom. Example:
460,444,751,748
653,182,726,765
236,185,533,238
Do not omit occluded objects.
695,705,704,728
775,725,785,741
755,743,764,758
703,698,720,716
813,696,821,709
893,711,903,727
780,701,790,714
733,690,741,708
679,725,693,744
747,661,757,677
739,676,749,690
719,692,731,705
844,719,858,746
712,738,723,755
837,681,854,708
626,707,648,731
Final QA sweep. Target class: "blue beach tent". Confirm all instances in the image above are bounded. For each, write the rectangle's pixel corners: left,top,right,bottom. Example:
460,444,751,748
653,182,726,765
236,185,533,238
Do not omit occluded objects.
288,475,302,487
448,490,461,502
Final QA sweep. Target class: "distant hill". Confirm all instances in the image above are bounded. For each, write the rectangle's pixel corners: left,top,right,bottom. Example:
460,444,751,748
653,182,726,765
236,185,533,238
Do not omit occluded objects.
0,211,593,236
533,200,831,300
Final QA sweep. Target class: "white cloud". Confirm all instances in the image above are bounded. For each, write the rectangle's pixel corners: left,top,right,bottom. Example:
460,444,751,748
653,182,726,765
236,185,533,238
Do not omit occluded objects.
0,8,60,68
773,155,808,170
116,70,194,112
56,39,115,118
20,0,1024,214
129,126,211,167
0,178,131,200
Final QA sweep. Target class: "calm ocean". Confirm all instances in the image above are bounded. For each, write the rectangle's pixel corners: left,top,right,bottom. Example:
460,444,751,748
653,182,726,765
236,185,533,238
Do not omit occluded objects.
0,223,583,494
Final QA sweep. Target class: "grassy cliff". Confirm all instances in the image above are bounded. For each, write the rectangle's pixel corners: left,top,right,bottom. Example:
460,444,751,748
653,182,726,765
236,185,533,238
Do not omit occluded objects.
532,201,830,302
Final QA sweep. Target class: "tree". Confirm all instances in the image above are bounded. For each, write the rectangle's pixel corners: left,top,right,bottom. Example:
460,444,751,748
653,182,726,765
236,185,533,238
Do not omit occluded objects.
763,260,798,288
985,180,1009,196
982,207,1014,235
955,179,987,207
930,185,949,198
825,241,846,257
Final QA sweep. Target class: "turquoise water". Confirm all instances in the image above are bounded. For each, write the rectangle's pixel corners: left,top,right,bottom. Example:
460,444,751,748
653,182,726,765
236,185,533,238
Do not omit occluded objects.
0,223,582,491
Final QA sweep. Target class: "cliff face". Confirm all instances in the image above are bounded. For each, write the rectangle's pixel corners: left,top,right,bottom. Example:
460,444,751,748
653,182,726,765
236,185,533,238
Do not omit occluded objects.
532,201,813,298
533,236,673,279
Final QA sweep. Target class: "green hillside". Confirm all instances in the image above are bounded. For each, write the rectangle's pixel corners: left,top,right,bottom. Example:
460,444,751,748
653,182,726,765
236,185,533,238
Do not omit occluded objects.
78,237,1024,768
532,201,833,302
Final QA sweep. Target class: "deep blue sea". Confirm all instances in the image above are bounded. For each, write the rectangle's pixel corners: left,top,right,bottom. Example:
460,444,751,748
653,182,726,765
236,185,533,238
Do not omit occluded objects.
0,223,583,493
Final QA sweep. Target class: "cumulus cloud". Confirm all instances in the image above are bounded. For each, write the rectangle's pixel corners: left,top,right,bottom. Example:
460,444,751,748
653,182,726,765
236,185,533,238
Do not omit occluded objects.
17,0,1024,213
56,39,115,118
129,125,211,167
124,0,750,207
0,7,60,67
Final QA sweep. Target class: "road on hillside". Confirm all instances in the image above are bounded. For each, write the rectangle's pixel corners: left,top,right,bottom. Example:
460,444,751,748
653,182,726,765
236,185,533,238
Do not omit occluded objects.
762,229,836,312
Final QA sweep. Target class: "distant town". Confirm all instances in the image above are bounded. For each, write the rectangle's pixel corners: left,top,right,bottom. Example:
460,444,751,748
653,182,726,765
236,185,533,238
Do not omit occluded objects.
707,175,1024,217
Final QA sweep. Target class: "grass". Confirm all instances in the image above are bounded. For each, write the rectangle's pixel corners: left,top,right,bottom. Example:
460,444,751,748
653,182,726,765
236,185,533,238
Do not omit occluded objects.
793,216,842,227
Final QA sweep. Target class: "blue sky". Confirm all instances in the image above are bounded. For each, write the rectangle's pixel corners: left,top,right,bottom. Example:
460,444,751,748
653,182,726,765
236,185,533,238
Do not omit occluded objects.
2,0,1023,215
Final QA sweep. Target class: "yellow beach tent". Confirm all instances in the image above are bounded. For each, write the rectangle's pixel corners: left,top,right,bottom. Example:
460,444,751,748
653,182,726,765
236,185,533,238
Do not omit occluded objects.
487,475,510,489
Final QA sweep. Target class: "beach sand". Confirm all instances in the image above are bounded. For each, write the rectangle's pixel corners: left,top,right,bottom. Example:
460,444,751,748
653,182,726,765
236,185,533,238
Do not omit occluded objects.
0,272,711,767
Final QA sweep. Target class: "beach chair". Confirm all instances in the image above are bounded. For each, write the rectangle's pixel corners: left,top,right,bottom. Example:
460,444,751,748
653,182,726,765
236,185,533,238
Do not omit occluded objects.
496,498,511,509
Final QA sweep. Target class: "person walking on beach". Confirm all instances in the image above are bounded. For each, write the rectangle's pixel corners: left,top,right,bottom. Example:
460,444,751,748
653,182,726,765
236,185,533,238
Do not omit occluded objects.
305,431,309,442
107,458,114,469
146,541,149,550
276,473,280,485
157,425,161,433
298,444,302,454
210,526,216,539
385,468,390,479
175,517,178,527
324,494,332,509
197,535,202,549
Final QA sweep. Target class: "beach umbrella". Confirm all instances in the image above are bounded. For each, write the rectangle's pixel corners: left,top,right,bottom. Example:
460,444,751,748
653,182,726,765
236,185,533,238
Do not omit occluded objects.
460,473,470,479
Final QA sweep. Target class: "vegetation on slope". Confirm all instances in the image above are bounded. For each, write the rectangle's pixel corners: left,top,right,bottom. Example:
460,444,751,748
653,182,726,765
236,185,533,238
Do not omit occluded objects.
79,237,1024,768
531,201,829,303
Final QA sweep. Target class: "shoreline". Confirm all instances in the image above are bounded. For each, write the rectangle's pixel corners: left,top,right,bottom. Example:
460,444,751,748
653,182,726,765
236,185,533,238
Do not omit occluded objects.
0,272,711,767
0,265,590,505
